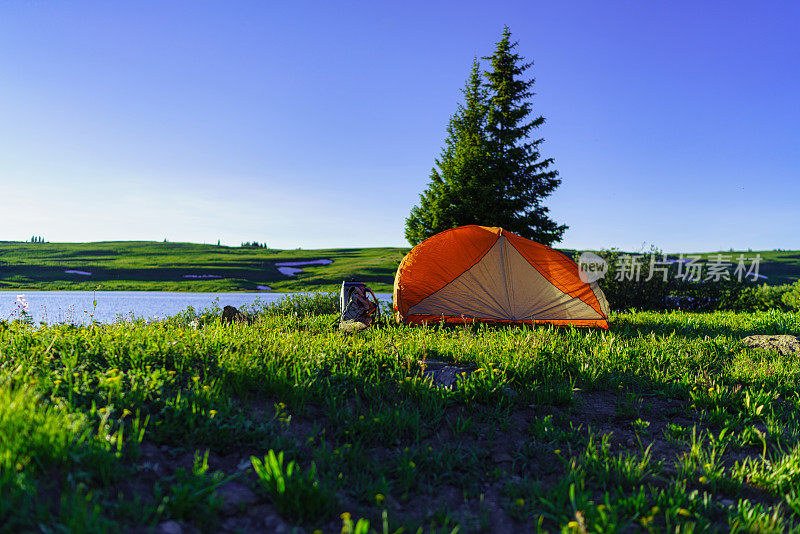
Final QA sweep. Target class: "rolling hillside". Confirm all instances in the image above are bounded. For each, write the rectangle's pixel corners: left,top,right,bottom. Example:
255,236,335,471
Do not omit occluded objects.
0,241,797,292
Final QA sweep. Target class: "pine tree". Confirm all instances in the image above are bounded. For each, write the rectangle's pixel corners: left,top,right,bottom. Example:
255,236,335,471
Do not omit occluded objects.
482,26,566,244
405,59,493,246
405,28,566,246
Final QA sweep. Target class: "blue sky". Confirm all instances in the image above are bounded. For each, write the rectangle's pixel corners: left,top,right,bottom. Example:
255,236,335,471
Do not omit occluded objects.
1,1,798,251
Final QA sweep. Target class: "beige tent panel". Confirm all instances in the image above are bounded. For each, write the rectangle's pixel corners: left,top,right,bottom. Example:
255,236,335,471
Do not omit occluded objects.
590,281,611,317
408,236,603,321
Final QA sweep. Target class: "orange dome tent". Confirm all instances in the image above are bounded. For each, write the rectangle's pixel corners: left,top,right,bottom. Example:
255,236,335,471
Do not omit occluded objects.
393,225,610,328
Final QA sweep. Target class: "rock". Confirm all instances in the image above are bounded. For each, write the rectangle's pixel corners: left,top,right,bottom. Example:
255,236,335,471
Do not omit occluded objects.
136,442,165,475
339,319,371,333
236,458,252,471
155,520,183,534
741,335,800,356
502,387,519,399
246,504,291,532
217,481,259,515
222,306,251,325
491,451,513,464
419,359,475,389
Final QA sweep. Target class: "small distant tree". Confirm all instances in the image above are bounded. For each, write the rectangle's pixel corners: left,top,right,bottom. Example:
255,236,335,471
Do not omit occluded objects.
405,27,566,246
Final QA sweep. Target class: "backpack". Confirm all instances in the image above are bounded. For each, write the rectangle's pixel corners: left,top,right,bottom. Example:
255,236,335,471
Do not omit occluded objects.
339,281,379,330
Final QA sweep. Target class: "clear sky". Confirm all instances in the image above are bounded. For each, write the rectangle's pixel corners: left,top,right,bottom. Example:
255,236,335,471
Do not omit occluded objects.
1,1,798,251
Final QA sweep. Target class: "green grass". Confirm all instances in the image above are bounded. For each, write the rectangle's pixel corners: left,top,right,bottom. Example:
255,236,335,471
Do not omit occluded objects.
0,240,408,292
1,241,798,293
2,305,800,532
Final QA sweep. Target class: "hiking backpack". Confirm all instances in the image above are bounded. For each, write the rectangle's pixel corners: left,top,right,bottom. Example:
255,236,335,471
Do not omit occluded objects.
339,281,379,327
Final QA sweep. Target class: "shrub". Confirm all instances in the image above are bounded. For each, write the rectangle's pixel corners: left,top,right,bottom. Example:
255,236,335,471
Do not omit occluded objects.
781,281,800,311
584,248,796,313
723,283,796,312
585,247,676,311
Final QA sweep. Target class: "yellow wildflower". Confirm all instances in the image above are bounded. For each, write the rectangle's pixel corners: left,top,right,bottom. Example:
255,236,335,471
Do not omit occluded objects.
677,508,691,517
340,512,351,520
515,498,525,507
554,449,561,455
375,493,385,505
209,409,218,418
699,476,708,484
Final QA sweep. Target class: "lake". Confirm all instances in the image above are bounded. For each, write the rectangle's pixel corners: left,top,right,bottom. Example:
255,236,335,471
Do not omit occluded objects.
1,291,393,325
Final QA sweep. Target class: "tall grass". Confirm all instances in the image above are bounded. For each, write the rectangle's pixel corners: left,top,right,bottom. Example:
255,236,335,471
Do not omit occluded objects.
1,309,799,531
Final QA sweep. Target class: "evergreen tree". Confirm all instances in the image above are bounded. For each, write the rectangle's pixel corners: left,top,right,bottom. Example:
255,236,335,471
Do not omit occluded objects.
483,26,565,244
405,27,566,246
405,59,493,246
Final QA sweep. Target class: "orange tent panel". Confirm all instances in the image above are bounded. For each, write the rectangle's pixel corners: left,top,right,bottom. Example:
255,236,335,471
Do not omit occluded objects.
394,225,609,329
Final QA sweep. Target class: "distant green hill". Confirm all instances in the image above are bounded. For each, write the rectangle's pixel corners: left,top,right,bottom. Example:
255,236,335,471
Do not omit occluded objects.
0,241,796,292
0,241,408,293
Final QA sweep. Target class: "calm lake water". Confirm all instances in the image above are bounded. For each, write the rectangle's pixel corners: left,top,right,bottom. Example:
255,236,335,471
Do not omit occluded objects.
1,291,393,325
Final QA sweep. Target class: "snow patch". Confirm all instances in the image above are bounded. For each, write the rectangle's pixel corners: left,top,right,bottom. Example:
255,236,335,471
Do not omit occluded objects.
257,285,272,290
274,259,333,267
274,259,332,277
182,274,222,279
65,270,92,276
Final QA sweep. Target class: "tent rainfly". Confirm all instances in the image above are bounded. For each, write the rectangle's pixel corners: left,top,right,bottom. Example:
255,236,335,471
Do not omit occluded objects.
393,225,610,328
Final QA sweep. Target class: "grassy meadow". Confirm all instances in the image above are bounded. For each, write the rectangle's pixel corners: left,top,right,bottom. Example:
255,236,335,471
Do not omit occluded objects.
3,297,800,532
0,241,408,293
1,241,798,293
